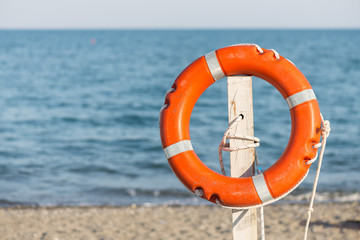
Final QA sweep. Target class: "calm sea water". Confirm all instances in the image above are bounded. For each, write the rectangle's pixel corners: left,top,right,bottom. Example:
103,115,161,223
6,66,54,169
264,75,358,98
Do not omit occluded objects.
0,30,359,206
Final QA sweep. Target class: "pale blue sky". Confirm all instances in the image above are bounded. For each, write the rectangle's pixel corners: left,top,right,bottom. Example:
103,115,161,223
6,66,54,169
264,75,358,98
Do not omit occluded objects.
0,0,359,29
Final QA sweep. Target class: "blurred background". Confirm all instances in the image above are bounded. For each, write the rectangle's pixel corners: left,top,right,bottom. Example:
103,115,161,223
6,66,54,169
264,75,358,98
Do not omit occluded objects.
0,0,359,207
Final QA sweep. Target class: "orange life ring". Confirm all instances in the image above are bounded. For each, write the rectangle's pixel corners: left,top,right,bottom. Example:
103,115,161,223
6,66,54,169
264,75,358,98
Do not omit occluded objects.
159,44,321,207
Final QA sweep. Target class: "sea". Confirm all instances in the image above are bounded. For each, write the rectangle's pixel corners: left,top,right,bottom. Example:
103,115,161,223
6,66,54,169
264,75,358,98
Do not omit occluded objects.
0,30,359,207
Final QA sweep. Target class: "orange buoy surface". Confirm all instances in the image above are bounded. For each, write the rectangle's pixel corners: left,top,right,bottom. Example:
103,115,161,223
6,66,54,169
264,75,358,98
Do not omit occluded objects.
159,44,321,207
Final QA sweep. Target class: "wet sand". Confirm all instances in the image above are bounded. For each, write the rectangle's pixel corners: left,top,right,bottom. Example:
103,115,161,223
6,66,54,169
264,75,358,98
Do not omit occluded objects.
0,202,359,240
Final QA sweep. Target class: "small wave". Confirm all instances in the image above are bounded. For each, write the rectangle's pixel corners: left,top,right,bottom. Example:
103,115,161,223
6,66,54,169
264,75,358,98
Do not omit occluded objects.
136,161,171,171
89,187,192,198
54,117,107,127
112,114,158,127
0,150,29,159
283,191,360,203
68,165,119,174
0,199,38,207
143,145,163,152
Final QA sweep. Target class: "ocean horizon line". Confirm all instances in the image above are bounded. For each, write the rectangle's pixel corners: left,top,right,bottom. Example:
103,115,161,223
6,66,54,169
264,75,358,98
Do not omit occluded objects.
0,27,359,31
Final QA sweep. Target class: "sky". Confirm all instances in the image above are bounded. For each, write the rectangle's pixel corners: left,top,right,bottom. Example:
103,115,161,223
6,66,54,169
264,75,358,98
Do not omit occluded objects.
0,0,359,29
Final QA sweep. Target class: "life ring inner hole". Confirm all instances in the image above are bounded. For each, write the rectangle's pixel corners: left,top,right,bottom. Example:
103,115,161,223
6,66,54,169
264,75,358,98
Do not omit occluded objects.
189,76,291,175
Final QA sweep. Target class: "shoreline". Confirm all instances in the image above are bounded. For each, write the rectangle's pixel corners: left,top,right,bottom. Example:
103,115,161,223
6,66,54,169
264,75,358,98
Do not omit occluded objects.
0,202,359,239
0,199,359,209
0,196,359,209
1,189,359,208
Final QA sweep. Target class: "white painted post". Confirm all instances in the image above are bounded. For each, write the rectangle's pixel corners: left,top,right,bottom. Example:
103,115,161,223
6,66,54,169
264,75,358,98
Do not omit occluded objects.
227,76,258,239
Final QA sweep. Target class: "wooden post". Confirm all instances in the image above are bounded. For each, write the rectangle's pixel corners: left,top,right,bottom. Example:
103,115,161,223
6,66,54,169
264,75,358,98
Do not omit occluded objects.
227,76,258,239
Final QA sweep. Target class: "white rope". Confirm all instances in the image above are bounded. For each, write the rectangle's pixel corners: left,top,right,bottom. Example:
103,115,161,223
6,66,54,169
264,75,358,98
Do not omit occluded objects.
230,44,282,62
305,151,319,165
222,135,260,151
303,114,331,240
218,114,260,176
268,49,280,60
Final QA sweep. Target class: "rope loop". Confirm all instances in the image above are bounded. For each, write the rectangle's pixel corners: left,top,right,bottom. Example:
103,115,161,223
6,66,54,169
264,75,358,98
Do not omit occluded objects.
268,49,280,60
218,114,260,176
305,114,331,165
305,151,318,165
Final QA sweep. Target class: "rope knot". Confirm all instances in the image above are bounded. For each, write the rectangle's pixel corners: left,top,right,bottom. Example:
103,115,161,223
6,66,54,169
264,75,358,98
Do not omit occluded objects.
218,114,260,176
307,115,331,165
320,114,331,137
322,120,331,137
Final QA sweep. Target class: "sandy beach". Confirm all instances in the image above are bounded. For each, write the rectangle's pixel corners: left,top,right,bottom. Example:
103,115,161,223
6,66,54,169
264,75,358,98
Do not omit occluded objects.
0,202,359,240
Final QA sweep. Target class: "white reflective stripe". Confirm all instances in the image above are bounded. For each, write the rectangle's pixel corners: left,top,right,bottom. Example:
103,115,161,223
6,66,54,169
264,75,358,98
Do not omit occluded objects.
252,173,274,203
204,51,225,81
163,140,193,159
286,89,316,109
